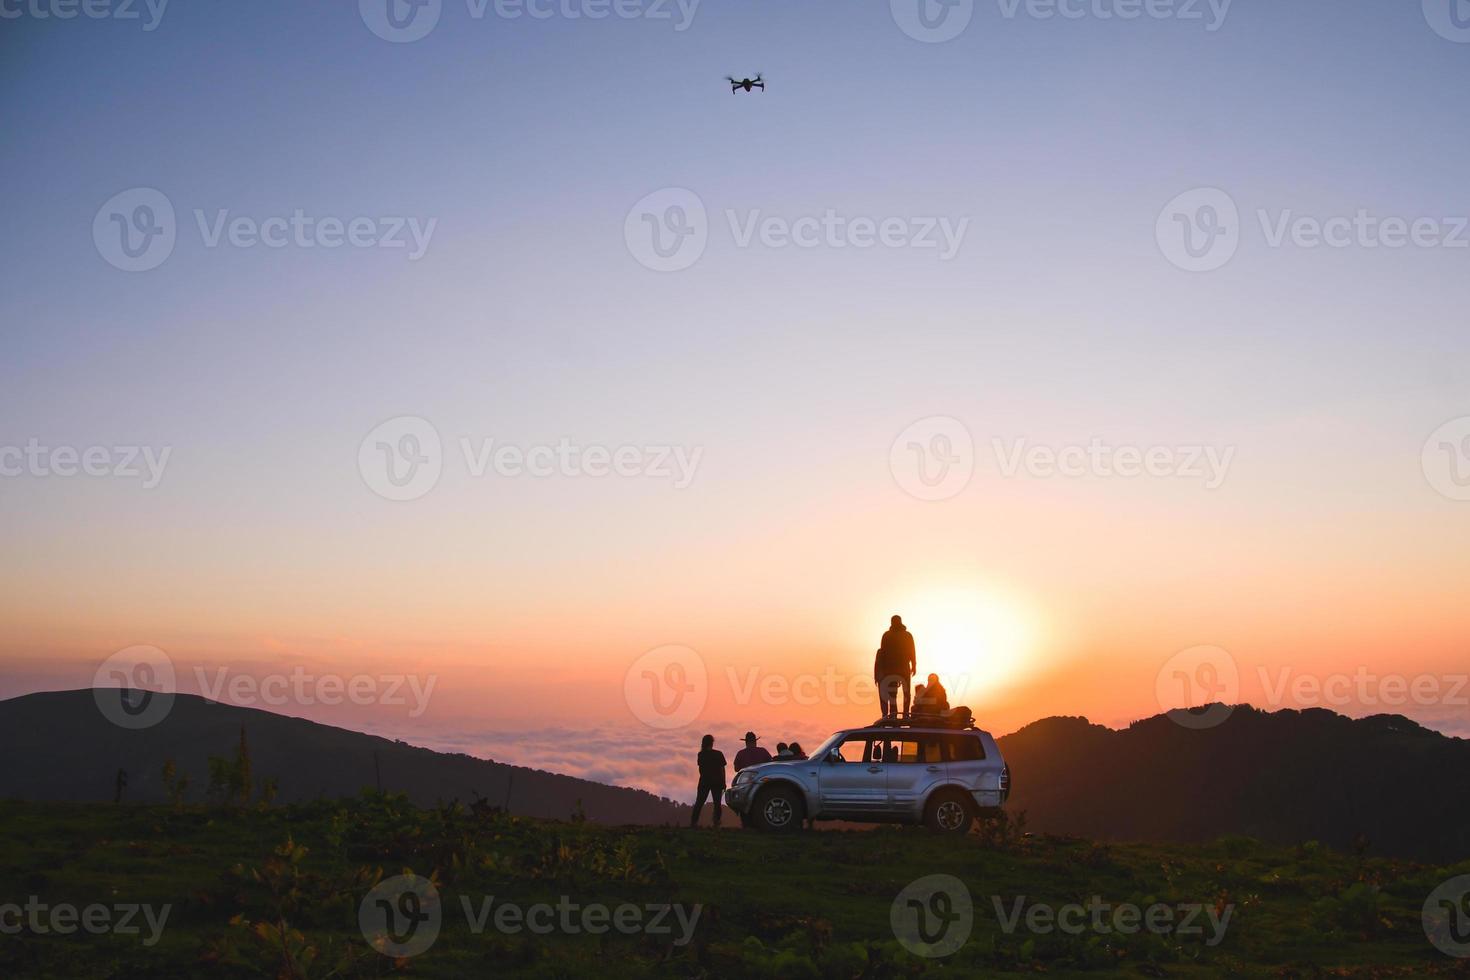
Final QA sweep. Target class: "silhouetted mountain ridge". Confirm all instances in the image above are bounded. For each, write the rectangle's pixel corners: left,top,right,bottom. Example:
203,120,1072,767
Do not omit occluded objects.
0,690,687,825
997,703,1469,861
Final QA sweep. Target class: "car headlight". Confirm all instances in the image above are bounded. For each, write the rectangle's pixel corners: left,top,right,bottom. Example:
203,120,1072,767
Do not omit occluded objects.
732,770,754,786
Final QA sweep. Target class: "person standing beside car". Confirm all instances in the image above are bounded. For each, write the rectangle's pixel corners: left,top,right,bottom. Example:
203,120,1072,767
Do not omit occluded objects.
733,730,772,771
691,734,727,828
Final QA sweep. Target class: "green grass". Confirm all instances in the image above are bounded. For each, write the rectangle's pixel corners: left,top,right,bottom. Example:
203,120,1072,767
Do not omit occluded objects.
0,796,1465,978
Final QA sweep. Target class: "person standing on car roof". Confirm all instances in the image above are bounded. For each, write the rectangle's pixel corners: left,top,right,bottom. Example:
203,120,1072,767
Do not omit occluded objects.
876,614,917,718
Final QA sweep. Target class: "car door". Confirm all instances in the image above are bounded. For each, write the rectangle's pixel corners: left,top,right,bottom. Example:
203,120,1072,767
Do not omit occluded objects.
816,735,887,817
941,733,993,800
881,735,945,816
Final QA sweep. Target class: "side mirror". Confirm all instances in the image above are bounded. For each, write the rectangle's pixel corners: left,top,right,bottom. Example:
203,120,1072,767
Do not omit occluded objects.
825,749,842,764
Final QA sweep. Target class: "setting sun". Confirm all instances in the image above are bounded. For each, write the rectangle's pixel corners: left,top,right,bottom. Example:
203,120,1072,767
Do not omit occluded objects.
868,585,1043,705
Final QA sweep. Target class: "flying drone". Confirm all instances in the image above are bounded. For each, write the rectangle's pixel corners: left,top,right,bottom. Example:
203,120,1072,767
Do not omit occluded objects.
727,74,765,94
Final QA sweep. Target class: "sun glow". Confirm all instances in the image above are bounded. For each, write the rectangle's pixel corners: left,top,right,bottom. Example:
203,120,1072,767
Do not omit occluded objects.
869,585,1043,706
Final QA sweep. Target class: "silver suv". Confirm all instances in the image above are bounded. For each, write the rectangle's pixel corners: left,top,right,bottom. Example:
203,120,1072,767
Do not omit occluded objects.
724,718,1011,835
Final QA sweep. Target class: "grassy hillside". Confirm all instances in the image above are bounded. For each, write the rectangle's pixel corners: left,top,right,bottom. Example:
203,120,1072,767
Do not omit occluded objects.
2,796,1465,978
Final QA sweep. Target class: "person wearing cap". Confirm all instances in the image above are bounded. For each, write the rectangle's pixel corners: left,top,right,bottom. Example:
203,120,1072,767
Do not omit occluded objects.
733,731,772,772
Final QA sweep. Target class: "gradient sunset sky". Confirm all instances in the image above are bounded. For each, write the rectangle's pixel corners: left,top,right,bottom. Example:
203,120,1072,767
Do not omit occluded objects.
3,0,1469,801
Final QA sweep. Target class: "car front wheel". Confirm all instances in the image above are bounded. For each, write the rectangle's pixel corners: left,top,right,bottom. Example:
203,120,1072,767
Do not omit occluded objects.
753,784,804,833
924,789,974,835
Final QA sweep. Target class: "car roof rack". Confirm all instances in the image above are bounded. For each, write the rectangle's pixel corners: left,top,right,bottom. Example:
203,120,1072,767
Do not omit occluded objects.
866,716,977,731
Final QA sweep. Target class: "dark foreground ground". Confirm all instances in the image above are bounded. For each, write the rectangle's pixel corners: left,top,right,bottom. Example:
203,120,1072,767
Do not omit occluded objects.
1,796,1467,978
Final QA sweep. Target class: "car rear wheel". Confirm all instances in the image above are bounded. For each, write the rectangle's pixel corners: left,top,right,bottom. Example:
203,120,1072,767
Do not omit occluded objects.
753,784,804,833
925,789,974,835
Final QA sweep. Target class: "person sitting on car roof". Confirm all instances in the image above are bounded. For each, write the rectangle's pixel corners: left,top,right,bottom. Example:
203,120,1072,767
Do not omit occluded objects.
914,673,949,717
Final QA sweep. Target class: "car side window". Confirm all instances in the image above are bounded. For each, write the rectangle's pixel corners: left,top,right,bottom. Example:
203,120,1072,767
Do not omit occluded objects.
834,736,869,763
941,735,985,762
885,737,941,763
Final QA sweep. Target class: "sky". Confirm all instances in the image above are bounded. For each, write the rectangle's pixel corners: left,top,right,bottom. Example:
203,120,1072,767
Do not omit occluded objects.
3,0,1469,803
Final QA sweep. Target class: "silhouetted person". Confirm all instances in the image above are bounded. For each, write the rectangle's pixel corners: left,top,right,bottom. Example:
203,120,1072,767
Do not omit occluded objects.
733,731,772,771
776,742,792,759
876,614,917,718
691,734,727,828
914,673,949,717
788,742,807,760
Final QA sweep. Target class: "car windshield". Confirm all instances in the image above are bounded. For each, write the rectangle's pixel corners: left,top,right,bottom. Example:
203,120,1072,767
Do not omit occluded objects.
808,731,847,759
